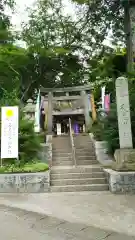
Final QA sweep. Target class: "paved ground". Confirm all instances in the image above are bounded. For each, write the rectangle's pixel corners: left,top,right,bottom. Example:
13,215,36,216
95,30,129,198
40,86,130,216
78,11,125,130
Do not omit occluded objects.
0,192,135,237
0,205,135,240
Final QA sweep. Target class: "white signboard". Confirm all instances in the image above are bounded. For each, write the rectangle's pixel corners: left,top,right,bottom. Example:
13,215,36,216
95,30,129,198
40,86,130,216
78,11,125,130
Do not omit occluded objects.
57,123,61,136
1,106,19,159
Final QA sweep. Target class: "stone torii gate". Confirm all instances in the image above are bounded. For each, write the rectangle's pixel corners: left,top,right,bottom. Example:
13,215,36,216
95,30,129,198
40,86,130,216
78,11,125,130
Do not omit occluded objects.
40,85,93,134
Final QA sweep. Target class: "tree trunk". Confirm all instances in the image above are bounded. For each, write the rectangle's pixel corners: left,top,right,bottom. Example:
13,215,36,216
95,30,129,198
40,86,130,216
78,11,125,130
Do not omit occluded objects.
124,4,133,73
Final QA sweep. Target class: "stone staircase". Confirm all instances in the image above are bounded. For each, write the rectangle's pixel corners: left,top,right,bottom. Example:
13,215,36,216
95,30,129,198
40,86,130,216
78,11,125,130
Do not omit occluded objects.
74,134,98,165
50,135,108,192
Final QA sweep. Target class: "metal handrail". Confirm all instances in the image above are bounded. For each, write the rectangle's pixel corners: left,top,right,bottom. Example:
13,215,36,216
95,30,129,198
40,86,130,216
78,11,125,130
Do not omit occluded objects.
69,118,76,167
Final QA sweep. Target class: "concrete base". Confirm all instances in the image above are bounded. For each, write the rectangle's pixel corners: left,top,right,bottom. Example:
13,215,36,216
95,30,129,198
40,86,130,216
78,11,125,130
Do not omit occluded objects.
0,171,50,193
104,169,135,194
114,149,135,170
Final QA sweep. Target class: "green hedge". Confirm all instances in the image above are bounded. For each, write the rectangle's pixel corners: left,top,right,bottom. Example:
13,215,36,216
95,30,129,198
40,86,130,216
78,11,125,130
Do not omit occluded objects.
0,162,49,174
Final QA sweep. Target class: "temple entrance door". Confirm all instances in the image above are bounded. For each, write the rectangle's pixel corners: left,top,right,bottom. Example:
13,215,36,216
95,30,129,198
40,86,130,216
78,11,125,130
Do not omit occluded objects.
53,115,85,136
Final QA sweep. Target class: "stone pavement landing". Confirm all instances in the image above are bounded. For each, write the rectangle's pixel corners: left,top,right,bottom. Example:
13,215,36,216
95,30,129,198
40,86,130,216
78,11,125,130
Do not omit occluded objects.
0,192,135,237
0,205,134,240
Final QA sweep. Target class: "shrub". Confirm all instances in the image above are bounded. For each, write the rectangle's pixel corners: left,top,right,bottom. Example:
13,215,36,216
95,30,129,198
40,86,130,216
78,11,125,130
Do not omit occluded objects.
19,113,42,163
101,103,119,155
91,121,104,141
0,162,49,173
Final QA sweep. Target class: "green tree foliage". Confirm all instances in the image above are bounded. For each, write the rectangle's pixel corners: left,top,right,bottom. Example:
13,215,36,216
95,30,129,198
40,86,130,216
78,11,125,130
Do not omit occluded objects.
21,0,92,93
71,0,125,46
88,47,127,105
0,0,15,44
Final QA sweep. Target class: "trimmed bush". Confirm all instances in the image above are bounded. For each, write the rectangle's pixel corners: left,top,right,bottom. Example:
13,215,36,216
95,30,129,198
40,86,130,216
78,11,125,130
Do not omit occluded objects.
0,162,49,173
101,103,119,154
19,113,42,163
91,121,104,141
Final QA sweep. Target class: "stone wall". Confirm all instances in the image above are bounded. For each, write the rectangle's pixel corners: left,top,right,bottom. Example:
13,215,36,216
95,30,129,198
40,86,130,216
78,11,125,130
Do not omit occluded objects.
105,169,135,194
46,135,52,167
0,171,50,193
89,133,113,166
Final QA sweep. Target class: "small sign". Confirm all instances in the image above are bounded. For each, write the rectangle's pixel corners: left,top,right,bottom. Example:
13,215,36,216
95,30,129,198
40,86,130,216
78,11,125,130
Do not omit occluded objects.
1,106,19,159
57,123,61,135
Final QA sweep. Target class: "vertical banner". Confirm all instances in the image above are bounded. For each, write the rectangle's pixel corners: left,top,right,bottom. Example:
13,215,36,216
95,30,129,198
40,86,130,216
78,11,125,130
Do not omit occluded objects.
90,93,97,121
57,123,61,135
34,90,40,133
1,106,19,160
44,99,48,130
104,94,110,113
88,94,91,111
101,86,105,110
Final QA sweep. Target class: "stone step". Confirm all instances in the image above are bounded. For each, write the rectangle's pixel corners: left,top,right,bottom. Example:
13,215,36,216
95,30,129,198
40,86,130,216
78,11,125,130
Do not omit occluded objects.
52,159,97,165
52,161,73,166
52,145,71,148
73,137,90,140
75,147,95,151
77,160,98,165
52,154,72,158
75,147,95,150
51,172,105,180
76,156,96,160
76,152,95,156
74,139,92,143
52,148,71,152
51,178,106,186
51,165,104,174
50,184,109,192
53,139,70,142
52,162,98,167
53,138,70,141
53,150,95,155
52,156,72,161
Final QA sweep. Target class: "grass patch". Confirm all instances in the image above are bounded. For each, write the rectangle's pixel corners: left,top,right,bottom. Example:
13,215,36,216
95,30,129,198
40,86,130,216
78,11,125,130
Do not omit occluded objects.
0,162,49,174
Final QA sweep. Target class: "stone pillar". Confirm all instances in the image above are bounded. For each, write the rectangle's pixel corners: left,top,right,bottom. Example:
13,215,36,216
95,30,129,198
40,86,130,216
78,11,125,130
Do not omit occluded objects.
81,90,92,131
114,76,135,170
116,76,132,149
47,92,53,134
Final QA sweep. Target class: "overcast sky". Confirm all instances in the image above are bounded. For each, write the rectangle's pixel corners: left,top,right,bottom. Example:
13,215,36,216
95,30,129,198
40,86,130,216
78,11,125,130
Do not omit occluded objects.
11,0,35,29
11,0,111,47
11,0,74,30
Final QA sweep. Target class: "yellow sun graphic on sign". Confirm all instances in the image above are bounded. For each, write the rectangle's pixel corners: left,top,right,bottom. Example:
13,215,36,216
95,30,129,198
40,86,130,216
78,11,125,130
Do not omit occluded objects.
6,109,13,118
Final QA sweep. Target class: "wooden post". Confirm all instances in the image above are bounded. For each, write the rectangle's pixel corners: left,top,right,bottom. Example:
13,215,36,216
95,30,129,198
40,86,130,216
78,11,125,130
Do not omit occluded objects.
47,92,53,134
81,90,92,131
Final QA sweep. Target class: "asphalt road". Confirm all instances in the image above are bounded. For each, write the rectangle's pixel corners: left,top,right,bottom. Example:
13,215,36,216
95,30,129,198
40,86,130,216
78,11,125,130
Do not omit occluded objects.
0,205,134,240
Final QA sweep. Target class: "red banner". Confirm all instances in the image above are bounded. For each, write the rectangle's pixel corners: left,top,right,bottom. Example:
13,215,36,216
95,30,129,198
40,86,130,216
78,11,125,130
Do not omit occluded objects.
104,94,110,113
